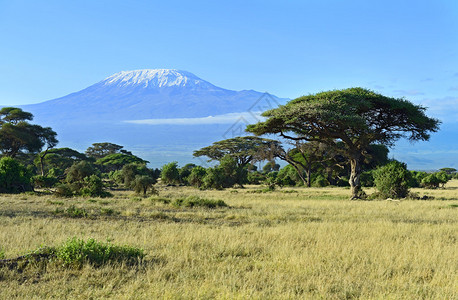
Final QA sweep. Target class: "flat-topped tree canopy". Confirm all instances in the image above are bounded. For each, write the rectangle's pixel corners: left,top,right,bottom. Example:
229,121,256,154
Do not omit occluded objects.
193,136,280,168
247,87,440,199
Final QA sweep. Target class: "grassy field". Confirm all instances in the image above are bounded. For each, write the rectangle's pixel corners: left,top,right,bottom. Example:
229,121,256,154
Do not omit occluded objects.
1,181,457,299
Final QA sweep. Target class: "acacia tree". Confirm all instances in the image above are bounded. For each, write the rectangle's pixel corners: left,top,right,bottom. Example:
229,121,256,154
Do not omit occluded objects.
271,141,341,187
193,136,279,187
0,107,58,159
35,147,89,176
247,88,440,199
85,142,131,159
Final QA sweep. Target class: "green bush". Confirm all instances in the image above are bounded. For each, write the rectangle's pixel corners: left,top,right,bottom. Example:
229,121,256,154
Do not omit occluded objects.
66,161,97,183
55,237,144,267
187,166,207,187
32,175,58,189
54,183,74,197
421,172,450,189
80,174,111,197
247,171,265,184
264,172,279,190
0,157,32,193
64,205,88,218
311,174,329,187
172,195,227,208
276,165,301,186
360,171,374,187
202,167,226,190
408,171,425,188
373,160,411,199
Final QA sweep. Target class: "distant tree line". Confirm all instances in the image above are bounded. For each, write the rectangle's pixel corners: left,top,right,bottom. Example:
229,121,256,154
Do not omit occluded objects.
0,87,450,200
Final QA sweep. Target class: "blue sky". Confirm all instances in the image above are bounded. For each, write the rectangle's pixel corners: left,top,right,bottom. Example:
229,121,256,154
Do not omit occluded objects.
0,0,457,169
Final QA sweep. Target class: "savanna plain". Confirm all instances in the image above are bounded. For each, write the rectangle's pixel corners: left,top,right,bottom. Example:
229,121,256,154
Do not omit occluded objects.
1,181,457,299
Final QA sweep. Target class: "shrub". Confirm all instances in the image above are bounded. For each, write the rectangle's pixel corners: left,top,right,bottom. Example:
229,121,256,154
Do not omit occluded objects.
172,195,227,208
264,172,279,190
312,174,329,187
247,171,265,184
54,183,74,197
421,172,450,189
409,171,428,187
187,166,207,187
179,163,197,184
0,157,32,193
121,163,153,187
80,175,110,197
276,165,301,186
202,167,226,190
373,160,411,199
55,237,144,267
66,161,97,183
32,175,58,189
360,171,374,187
64,205,88,218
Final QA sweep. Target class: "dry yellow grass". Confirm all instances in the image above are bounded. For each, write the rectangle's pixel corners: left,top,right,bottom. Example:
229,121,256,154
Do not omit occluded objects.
0,181,457,299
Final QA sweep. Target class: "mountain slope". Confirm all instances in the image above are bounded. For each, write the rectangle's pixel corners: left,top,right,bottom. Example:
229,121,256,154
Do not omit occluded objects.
23,69,285,124
17,69,287,167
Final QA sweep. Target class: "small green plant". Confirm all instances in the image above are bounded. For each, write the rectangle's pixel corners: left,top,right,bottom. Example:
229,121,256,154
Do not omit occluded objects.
172,195,227,208
0,247,5,259
149,196,171,205
100,208,116,216
56,237,144,267
65,205,88,218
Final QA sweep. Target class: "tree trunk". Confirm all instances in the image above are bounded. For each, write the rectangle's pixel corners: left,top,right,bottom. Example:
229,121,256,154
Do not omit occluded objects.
349,157,362,199
305,167,311,187
40,155,45,176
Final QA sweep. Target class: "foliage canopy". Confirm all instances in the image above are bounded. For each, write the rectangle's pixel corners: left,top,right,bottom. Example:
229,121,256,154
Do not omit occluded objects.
247,88,440,198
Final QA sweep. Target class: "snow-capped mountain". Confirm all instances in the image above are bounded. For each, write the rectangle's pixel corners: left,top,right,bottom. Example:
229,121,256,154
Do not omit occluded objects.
19,69,288,166
23,69,285,122
102,69,219,90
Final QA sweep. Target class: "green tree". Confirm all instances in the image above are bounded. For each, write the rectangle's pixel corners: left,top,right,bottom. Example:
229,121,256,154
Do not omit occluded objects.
85,142,129,159
421,172,450,189
247,88,440,199
133,175,157,195
161,162,180,185
95,153,148,172
194,136,277,186
262,161,280,173
179,163,197,184
202,167,225,190
439,167,457,175
187,166,207,188
0,107,58,158
66,161,98,183
120,163,155,188
35,147,87,177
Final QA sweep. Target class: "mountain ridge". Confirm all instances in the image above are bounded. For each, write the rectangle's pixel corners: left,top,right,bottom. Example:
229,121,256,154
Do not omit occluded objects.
22,69,286,123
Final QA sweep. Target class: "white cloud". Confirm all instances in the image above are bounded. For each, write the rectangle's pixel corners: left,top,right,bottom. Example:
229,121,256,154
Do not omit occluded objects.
393,89,425,96
123,112,263,125
417,96,458,123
